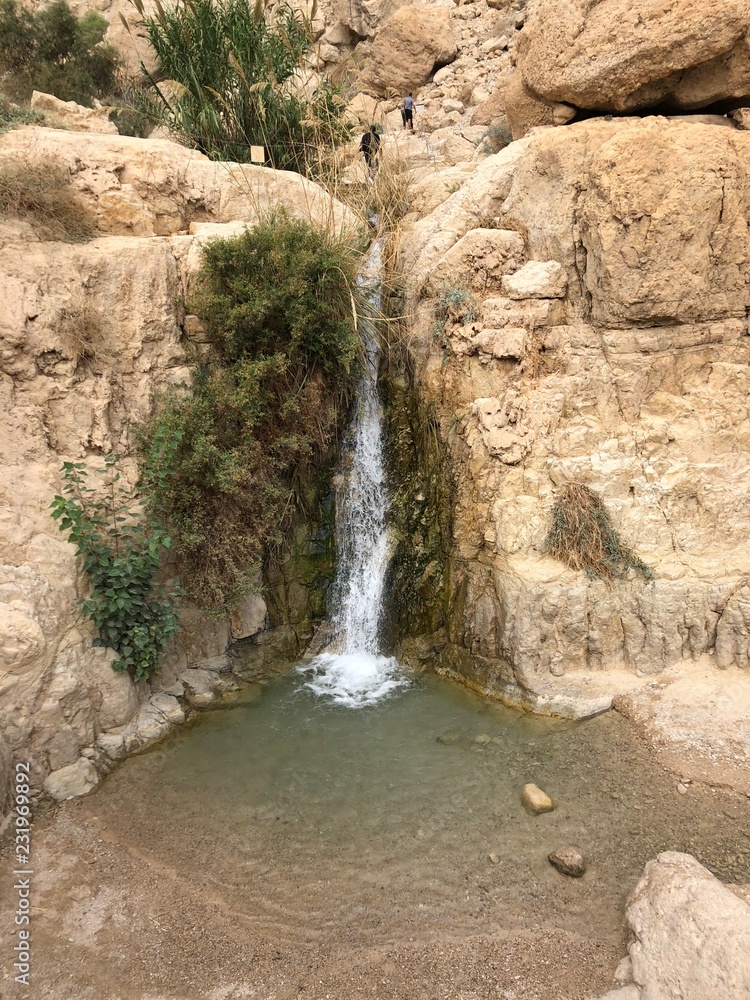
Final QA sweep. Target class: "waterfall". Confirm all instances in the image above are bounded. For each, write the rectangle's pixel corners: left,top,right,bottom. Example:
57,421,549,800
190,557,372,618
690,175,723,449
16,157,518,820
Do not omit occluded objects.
299,240,408,707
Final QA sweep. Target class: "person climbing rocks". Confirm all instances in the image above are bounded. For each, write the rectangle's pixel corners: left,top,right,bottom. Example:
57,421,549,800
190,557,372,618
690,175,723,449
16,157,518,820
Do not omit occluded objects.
402,93,415,131
359,124,380,180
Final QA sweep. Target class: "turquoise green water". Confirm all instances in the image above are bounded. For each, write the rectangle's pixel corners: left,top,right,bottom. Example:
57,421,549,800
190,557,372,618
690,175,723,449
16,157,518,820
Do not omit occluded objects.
90,669,750,950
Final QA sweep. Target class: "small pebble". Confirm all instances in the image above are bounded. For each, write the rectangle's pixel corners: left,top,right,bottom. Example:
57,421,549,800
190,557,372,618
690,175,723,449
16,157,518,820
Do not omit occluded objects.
521,783,554,814
489,853,499,865
677,783,688,795
548,845,586,878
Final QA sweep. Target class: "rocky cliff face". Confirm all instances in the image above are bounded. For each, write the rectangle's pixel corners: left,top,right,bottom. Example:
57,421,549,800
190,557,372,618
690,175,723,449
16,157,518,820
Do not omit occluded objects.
0,128,355,799
507,0,750,137
400,116,750,725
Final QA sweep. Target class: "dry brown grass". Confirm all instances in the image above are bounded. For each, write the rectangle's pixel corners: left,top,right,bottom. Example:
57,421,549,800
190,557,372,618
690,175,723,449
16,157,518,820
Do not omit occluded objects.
544,483,653,582
58,299,111,368
0,156,96,242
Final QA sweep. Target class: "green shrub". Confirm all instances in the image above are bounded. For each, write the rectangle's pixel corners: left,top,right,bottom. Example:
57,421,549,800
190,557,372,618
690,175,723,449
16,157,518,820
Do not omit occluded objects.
0,101,45,132
139,211,364,612
544,483,653,582
50,455,182,683
106,79,157,138
480,121,513,154
0,0,118,106
0,156,96,241
432,286,477,349
135,0,350,172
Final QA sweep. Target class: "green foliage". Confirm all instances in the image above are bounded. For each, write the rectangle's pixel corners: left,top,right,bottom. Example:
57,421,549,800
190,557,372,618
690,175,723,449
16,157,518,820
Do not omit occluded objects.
433,286,477,349
107,80,157,138
480,121,513,155
544,483,653,582
136,0,351,173
140,212,363,612
0,101,45,132
0,0,118,106
50,455,182,683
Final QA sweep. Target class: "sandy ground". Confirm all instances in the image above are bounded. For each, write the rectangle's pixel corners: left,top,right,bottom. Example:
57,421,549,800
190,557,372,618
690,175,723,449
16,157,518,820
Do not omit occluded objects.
0,800,625,1000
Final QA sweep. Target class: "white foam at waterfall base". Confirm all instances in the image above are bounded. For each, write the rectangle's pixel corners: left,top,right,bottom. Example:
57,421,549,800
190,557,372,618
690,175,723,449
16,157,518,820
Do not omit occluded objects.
299,652,409,708
299,240,409,708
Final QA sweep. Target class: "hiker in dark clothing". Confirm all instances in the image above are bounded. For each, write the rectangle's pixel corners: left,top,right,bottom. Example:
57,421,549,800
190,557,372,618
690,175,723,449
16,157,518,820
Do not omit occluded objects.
402,92,415,131
359,124,380,179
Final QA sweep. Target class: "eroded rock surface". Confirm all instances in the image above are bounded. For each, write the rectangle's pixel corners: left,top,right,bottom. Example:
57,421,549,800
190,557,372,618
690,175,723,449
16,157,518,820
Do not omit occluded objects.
516,0,750,113
626,852,750,999
30,91,119,134
0,128,355,237
358,5,457,96
400,118,750,751
0,129,354,795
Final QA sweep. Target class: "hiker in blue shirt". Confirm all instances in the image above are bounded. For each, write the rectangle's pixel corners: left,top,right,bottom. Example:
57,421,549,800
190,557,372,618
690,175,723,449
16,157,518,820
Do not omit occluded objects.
402,93,415,131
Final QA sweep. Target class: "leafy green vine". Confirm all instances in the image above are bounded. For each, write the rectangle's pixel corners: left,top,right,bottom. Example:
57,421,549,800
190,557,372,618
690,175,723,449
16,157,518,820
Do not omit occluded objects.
50,453,182,682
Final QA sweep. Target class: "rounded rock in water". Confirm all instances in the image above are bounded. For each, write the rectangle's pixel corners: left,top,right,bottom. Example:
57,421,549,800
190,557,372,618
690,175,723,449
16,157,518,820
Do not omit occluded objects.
521,782,555,814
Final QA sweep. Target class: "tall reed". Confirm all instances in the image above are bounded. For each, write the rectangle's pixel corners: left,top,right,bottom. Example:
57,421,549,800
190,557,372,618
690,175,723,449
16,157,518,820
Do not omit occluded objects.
133,0,350,174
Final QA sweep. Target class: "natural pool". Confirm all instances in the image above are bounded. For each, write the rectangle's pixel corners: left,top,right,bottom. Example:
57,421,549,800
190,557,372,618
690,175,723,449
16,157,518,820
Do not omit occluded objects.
10,661,750,1000
87,665,750,953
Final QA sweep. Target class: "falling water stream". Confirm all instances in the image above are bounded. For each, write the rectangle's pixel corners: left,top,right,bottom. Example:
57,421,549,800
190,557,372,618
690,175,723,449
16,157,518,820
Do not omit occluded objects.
299,239,409,707
16,239,750,1000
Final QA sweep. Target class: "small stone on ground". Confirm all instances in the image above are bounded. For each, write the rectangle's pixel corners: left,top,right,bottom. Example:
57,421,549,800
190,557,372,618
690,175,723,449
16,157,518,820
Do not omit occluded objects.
522,782,555,814
548,845,586,877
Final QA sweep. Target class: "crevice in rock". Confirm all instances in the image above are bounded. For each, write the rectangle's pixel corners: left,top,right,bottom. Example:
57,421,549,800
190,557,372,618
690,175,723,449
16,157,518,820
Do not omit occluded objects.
569,94,749,126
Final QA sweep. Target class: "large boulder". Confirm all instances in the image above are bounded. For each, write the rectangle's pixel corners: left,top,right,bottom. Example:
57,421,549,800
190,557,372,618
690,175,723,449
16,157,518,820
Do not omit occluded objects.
626,852,750,998
359,5,457,96
0,129,358,238
504,72,575,140
30,91,118,135
516,0,750,113
43,758,99,801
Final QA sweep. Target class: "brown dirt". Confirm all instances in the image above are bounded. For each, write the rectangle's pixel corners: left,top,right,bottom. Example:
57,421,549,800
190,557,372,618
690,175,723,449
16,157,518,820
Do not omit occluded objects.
0,800,623,1000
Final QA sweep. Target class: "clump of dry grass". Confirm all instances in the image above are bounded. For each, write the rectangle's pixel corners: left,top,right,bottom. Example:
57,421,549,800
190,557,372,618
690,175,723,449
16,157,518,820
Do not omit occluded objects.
544,483,653,582
0,156,96,241
58,300,111,367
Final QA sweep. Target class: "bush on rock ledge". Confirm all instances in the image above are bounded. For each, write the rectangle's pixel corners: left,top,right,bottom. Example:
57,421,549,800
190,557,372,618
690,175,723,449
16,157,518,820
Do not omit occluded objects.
139,211,364,614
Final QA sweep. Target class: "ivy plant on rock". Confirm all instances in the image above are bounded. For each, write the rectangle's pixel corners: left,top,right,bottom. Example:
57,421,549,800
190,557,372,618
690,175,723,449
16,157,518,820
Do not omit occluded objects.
50,453,182,683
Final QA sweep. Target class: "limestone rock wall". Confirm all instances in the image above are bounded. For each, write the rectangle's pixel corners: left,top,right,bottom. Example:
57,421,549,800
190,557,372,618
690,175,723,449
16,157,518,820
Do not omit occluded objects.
516,0,750,114
400,117,750,717
624,852,750,999
0,128,356,794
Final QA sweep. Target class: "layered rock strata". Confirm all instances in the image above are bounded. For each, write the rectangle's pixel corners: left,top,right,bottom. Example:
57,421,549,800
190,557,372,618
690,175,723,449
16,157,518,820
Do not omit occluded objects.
400,118,750,734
